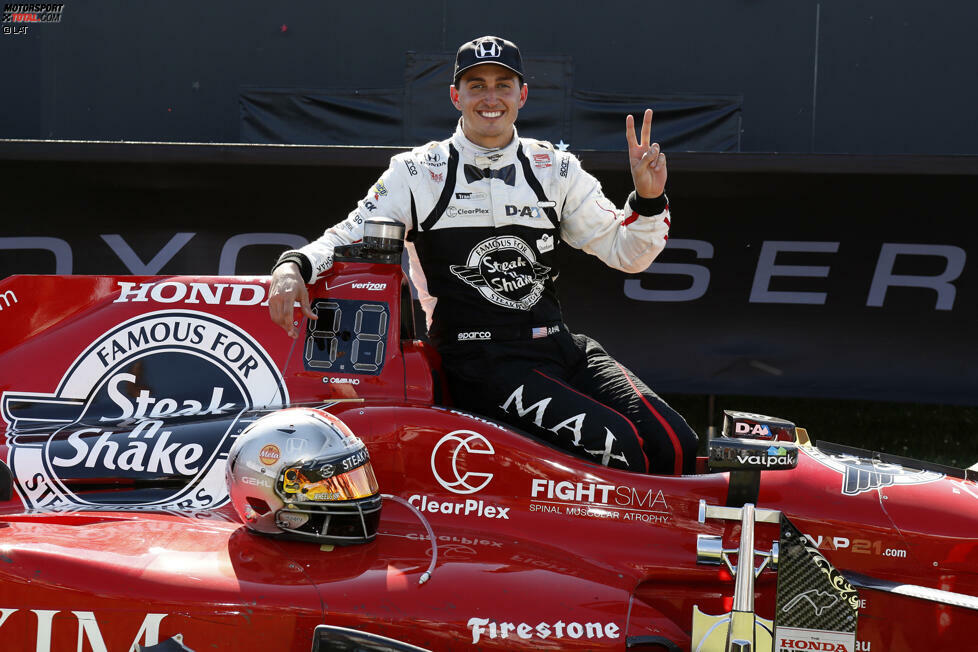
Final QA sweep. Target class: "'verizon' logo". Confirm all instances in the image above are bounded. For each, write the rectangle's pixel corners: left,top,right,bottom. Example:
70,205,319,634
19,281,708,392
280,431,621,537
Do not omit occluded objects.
1,310,288,511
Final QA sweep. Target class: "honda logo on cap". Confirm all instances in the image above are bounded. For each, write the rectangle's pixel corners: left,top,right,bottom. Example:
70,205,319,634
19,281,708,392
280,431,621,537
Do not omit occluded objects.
475,40,501,59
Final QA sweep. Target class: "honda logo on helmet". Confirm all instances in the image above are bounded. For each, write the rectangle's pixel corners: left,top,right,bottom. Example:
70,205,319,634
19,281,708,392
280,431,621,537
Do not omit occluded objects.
475,40,501,59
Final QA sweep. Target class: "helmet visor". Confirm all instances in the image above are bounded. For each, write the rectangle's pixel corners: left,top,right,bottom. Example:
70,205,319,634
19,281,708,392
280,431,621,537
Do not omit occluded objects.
281,462,379,502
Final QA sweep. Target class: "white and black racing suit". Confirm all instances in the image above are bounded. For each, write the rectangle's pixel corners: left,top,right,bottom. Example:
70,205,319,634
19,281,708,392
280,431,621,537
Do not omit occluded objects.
279,122,698,474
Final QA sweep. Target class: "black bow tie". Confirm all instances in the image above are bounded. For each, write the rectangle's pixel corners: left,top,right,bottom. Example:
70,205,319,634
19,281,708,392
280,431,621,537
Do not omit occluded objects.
464,163,516,186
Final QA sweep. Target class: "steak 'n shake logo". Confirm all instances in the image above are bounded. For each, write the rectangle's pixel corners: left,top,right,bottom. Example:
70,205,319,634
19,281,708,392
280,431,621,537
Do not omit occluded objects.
1,310,288,511
449,236,551,310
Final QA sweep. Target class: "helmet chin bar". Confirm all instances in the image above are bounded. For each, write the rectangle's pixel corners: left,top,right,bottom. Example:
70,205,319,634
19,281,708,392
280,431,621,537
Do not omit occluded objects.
275,495,382,545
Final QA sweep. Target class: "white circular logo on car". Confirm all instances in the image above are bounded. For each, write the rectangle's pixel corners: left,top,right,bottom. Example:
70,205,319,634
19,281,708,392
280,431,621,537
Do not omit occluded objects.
1,310,288,511
430,430,494,494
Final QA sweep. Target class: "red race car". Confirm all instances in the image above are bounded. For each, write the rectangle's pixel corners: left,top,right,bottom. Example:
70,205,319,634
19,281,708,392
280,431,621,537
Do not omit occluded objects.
0,221,975,652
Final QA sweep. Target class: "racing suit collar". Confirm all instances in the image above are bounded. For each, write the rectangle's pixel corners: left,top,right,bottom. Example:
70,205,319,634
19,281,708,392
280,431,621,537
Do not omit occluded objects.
453,120,520,167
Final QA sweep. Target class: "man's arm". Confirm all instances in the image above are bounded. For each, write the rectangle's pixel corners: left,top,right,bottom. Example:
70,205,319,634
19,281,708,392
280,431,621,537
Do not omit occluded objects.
558,110,671,273
268,156,415,338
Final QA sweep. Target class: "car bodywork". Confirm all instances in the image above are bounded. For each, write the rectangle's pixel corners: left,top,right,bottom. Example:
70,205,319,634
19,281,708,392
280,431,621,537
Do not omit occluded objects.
0,249,976,651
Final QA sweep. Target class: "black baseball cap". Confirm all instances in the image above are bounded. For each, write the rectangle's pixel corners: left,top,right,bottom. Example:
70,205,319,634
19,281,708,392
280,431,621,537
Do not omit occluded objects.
453,36,524,86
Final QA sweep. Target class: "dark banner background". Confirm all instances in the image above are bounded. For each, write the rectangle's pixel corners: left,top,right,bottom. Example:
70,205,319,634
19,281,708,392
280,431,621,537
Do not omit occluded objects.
2,149,974,406
3,1,978,155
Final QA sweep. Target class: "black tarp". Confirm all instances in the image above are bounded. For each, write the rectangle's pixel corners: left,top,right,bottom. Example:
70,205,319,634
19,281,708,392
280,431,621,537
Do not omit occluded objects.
570,90,741,152
240,88,405,146
239,53,741,151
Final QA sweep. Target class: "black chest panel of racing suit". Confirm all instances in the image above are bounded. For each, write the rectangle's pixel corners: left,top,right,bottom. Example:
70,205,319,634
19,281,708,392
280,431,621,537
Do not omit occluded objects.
409,143,563,344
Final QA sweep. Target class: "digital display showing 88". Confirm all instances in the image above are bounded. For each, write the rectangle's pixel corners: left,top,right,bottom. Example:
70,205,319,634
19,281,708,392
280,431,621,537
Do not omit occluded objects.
304,298,389,375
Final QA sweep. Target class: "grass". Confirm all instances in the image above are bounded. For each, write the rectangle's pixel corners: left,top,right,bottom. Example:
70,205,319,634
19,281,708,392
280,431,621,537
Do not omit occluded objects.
665,394,978,469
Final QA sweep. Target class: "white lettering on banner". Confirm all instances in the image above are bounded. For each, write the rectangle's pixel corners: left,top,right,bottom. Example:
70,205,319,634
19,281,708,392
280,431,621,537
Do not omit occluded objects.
0,608,169,652
623,239,968,311
867,243,966,310
625,239,714,302
0,236,73,273
467,617,620,644
101,233,196,275
5,234,968,312
750,241,840,305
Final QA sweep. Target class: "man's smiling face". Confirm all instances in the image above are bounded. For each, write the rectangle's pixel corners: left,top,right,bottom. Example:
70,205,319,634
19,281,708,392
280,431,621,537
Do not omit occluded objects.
451,63,528,149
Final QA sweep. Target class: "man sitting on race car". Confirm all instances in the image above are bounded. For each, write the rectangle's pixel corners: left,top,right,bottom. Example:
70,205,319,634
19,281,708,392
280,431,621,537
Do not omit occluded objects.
268,36,698,475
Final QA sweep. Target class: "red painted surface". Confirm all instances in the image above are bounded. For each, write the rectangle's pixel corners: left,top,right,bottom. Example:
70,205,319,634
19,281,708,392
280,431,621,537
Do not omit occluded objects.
0,261,975,651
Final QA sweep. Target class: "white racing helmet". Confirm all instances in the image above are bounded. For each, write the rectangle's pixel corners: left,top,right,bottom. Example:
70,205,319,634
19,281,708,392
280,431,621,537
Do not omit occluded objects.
225,407,382,545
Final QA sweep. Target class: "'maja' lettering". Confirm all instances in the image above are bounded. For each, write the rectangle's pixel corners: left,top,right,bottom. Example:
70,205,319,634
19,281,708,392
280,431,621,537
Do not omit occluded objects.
0,608,169,652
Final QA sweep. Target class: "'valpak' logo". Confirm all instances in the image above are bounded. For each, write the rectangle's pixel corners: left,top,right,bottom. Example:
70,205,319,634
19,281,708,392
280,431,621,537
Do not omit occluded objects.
738,446,796,467
450,236,551,311
1,310,288,511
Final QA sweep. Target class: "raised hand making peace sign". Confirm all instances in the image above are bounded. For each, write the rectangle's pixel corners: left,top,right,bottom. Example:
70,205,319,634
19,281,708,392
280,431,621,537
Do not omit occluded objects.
626,109,667,199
